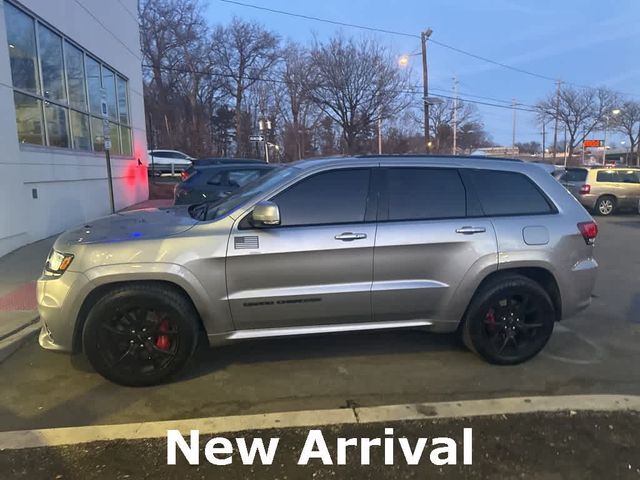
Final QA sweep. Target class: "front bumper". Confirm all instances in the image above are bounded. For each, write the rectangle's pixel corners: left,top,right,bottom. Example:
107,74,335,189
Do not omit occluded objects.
37,271,91,352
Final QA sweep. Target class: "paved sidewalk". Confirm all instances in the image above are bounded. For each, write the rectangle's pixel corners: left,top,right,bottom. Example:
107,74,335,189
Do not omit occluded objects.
0,199,173,360
1,410,638,479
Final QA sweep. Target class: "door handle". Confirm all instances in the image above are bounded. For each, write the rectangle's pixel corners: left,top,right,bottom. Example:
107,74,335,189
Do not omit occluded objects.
455,226,486,235
335,232,367,241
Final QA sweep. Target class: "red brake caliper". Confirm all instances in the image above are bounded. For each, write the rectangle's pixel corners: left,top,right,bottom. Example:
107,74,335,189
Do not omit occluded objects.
155,319,171,350
485,308,496,332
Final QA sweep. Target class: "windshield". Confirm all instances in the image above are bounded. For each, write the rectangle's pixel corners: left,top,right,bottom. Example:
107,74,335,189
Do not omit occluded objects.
189,165,301,221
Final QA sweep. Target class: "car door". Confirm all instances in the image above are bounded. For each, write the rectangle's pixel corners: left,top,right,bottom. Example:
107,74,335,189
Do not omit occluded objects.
372,166,497,323
225,167,377,330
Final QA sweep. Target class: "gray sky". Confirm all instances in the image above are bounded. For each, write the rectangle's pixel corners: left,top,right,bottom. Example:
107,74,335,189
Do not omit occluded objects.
206,0,640,148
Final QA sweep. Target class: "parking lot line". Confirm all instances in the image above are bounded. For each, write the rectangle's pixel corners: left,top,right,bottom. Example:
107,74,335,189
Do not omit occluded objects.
0,394,638,451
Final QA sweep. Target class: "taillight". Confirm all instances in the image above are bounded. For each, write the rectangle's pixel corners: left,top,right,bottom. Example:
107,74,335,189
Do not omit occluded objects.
579,184,591,194
180,171,189,181
577,221,598,245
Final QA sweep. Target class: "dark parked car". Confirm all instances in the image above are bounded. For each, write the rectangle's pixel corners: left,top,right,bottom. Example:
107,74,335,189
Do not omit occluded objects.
174,162,275,205
180,157,265,181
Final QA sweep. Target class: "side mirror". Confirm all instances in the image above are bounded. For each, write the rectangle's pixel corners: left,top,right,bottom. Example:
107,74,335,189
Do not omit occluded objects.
251,201,280,227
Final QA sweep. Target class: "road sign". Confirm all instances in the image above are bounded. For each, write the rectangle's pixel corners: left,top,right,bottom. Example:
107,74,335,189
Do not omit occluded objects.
104,139,112,150
584,139,603,148
249,135,265,142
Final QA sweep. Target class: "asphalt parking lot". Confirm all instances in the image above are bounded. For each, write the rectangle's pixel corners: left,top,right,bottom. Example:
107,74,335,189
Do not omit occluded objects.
0,215,639,433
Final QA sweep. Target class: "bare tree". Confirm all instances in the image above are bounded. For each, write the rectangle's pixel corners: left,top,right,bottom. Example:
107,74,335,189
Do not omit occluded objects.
421,99,479,153
611,100,640,165
140,0,210,152
537,86,619,164
211,18,280,157
307,35,410,154
279,43,320,160
515,141,542,154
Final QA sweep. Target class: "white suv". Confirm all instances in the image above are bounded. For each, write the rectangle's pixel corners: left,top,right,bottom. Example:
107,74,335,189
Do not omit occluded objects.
148,149,193,175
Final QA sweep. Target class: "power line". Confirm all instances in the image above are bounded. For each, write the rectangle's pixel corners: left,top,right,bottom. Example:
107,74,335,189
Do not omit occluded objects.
218,0,639,97
72,0,142,61
116,0,139,23
430,86,537,108
220,0,419,38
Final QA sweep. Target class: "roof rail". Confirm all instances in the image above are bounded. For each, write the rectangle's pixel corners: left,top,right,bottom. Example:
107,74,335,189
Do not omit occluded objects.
354,154,523,162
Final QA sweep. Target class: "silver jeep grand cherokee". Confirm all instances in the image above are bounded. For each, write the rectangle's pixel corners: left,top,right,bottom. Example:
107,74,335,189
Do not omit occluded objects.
38,156,598,386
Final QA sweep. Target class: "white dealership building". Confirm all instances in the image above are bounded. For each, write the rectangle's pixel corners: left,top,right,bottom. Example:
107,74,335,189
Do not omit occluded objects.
0,0,148,257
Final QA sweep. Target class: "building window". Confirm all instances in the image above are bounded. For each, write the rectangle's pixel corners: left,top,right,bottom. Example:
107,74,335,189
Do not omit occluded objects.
3,1,132,156
38,25,66,103
65,42,87,111
5,3,40,95
13,92,44,144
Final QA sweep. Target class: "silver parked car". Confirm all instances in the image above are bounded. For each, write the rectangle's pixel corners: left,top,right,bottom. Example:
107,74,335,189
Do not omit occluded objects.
38,156,599,386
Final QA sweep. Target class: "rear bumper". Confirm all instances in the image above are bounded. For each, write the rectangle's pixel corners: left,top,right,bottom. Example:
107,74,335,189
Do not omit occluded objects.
575,194,598,210
561,257,598,319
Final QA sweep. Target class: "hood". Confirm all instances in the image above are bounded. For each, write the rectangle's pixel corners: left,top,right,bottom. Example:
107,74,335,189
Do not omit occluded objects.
56,206,199,246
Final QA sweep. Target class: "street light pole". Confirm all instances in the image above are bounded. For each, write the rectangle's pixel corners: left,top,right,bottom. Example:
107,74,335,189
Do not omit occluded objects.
421,28,432,152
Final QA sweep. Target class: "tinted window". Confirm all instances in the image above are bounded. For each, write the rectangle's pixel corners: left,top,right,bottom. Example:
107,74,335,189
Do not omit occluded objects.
152,151,173,158
466,170,553,216
228,169,262,187
621,171,640,183
207,172,225,185
596,170,620,183
597,170,639,183
386,168,466,220
563,169,588,182
272,169,370,226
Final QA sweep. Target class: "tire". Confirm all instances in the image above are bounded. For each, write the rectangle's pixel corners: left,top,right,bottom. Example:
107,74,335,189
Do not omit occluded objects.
595,195,616,216
462,274,555,365
82,284,200,386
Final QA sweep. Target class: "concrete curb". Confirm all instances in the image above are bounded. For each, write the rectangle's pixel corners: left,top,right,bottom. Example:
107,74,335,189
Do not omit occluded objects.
0,394,638,450
0,315,39,363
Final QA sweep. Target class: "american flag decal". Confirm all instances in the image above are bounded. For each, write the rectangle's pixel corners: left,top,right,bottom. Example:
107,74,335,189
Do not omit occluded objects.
234,236,259,249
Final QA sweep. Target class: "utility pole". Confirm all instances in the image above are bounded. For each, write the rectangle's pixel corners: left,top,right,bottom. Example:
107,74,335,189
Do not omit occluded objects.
421,28,433,152
563,126,568,166
377,92,383,154
581,126,586,165
542,119,546,161
452,76,458,155
552,80,561,160
512,98,517,148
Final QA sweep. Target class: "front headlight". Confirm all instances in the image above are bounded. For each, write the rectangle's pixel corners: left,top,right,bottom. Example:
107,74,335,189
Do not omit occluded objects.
45,250,74,277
